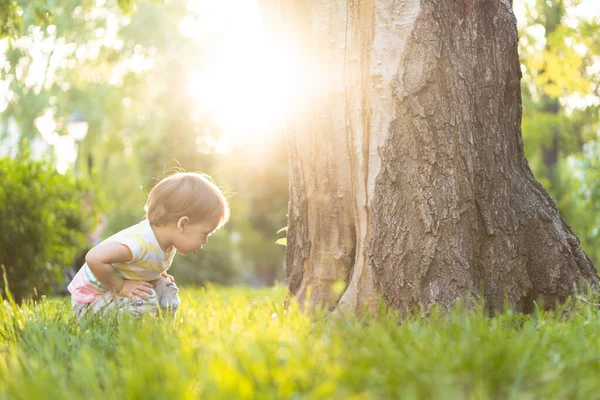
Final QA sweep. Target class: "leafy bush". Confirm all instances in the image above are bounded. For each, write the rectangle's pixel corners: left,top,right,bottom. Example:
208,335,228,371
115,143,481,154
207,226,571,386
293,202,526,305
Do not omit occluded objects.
0,151,96,302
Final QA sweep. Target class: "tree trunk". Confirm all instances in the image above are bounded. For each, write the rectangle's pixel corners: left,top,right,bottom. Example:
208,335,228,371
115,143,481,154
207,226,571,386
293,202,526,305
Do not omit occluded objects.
264,0,599,314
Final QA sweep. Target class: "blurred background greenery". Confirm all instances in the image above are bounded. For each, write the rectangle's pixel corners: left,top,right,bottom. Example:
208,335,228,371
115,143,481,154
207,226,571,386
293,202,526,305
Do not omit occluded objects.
515,0,600,261
0,0,598,300
0,0,288,300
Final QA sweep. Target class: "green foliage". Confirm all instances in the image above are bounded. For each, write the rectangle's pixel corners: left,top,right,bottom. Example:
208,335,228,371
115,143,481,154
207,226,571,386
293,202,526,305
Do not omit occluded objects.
116,0,135,15
0,150,97,302
0,0,139,38
3,287,600,398
519,0,600,265
561,142,600,261
0,0,22,39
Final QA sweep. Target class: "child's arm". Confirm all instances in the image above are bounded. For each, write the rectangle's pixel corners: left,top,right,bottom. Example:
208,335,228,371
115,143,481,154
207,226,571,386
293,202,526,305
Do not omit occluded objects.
85,242,154,301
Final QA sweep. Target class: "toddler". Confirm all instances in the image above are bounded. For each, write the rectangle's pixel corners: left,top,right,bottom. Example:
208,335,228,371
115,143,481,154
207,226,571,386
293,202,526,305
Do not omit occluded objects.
68,172,229,321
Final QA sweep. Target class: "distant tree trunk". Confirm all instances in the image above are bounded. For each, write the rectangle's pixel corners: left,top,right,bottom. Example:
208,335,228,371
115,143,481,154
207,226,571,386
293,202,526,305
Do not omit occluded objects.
262,0,599,314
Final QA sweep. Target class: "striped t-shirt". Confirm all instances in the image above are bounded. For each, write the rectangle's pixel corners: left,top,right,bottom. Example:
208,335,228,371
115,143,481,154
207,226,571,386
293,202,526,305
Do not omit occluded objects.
68,219,176,303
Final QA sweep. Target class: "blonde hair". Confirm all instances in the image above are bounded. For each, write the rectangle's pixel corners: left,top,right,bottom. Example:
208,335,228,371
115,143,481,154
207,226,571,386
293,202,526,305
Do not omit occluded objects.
145,172,229,228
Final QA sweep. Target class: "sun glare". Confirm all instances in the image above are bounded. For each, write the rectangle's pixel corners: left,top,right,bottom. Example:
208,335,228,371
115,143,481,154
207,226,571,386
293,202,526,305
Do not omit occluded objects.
185,0,307,153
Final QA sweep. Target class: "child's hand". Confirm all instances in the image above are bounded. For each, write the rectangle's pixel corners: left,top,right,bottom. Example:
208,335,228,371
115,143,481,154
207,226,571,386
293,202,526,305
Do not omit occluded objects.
118,280,154,302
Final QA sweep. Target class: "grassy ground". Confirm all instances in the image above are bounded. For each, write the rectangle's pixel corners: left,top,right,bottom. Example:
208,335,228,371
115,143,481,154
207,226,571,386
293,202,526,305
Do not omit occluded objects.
2,285,600,399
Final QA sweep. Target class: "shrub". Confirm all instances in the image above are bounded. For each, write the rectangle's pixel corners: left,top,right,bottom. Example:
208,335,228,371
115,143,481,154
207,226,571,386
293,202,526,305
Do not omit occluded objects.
0,150,96,302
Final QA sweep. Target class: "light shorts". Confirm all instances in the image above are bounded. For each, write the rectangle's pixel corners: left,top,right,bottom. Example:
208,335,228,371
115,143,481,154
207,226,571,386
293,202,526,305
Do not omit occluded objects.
72,275,180,322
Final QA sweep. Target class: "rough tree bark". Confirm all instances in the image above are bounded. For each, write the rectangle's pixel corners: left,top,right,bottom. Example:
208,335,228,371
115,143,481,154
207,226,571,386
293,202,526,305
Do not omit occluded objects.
261,0,599,314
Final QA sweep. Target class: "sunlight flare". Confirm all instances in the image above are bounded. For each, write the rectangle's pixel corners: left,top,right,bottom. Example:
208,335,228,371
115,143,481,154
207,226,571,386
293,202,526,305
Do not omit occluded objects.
185,0,311,151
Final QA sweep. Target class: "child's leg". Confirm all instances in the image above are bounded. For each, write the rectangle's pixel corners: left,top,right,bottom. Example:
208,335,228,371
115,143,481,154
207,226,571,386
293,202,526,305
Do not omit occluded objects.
72,278,179,321
72,298,91,323
73,292,158,321
153,276,180,317
72,291,123,322
71,288,159,321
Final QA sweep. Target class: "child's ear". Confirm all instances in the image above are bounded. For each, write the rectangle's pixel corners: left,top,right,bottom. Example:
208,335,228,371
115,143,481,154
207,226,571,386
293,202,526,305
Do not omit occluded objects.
177,216,190,231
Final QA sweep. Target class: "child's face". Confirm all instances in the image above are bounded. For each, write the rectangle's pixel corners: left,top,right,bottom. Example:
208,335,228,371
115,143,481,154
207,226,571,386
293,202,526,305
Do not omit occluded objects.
173,219,219,255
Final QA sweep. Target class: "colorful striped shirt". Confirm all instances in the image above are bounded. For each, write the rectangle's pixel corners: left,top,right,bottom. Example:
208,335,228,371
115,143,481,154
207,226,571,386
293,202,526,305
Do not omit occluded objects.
68,219,176,303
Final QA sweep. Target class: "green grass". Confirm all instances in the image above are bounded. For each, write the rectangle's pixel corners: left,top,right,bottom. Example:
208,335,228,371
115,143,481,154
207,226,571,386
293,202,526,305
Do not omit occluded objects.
2,286,600,399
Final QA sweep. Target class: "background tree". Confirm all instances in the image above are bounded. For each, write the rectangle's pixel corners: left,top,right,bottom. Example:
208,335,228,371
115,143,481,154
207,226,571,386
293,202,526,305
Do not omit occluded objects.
261,0,600,314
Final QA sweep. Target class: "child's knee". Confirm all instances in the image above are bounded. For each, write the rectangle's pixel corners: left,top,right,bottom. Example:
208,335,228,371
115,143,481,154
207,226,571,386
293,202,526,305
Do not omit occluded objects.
155,276,179,293
156,276,180,301
160,291,180,314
